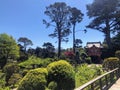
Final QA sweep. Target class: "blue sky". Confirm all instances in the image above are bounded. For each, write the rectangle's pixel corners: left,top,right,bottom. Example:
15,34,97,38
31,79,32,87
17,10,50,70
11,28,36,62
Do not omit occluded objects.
0,0,104,49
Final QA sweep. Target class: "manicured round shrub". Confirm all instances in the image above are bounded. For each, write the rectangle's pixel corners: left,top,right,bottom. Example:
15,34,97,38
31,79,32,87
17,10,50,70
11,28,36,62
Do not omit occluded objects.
47,60,75,90
103,57,120,70
17,68,48,90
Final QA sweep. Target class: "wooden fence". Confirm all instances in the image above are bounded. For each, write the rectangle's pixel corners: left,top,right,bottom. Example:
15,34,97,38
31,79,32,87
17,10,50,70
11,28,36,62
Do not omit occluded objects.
75,68,120,90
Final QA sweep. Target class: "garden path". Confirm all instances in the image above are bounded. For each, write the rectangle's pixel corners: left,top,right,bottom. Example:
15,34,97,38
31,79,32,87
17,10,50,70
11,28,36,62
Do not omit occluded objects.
109,78,120,90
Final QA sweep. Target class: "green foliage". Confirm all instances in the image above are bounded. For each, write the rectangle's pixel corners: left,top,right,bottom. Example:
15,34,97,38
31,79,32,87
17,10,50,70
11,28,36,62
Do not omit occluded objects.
48,81,57,90
8,73,22,88
3,63,20,85
0,87,10,90
18,68,48,90
0,71,6,88
44,2,71,57
18,37,33,51
115,50,120,59
86,0,119,48
103,57,120,70
18,56,55,69
0,33,19,68
47,60,75,90
18,56,43,69
85,57,92,64
21,69,29,77
75,64,103,88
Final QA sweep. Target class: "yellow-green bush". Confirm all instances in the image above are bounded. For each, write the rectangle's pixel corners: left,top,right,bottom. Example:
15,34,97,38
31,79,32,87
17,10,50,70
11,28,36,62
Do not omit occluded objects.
17,68,48,90
47,60,75,90
103,57,120,70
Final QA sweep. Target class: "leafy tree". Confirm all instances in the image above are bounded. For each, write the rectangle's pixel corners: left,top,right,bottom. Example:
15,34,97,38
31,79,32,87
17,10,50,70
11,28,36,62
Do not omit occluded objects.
43,2,71,58
35,47,43,57
27,48,35,56
0,33,19,68
42,42,55,52
86,0,120,48
75,39,83,48
70,7,83,53
18,44,28,62
42,42,55,58
18,37,33,51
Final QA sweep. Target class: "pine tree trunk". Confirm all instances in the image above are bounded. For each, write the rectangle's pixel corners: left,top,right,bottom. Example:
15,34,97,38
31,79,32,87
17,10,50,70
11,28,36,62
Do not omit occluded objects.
58,26,61,58
73,24,76,53
105,19,111,48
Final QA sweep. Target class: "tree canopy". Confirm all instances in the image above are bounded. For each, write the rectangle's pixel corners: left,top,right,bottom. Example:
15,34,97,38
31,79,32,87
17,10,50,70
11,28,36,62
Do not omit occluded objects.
86,0,120,48
70,7,83,53
44,2,71,58
18,37,33,51
0,33,19,68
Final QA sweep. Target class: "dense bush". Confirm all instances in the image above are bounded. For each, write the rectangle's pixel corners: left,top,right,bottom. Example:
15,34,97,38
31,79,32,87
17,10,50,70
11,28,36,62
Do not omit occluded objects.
0,87,10,90
115,50,120,59
18,56,43,69
48,81,57,90
18,56,55,69
21,69,29,77
75,64,103,88
0,71,6,88
47,60,75,90
64,51,75,59
3,63,19,85
85,57,92,64
17,68,48,90
103,57,120,70
8,73,22,88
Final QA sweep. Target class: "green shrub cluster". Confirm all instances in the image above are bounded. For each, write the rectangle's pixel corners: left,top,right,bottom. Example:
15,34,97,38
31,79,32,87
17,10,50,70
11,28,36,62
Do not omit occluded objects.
47,81,57,90
17,68,48,90
18,56,55,69
47,60,75,90
115,50,120,59
103,57,120,70
3,63,20,85
75,64,103,88
8,73,22,88
85,57,92,64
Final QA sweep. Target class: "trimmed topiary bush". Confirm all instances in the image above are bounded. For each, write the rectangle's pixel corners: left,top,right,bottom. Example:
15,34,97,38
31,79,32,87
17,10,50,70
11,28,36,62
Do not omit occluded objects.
17,68,48,90
47,60,75,90
103,57,120,70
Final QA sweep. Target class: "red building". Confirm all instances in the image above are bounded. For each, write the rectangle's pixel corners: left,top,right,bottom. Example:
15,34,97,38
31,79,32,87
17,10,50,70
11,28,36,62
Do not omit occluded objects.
86,42,102,63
